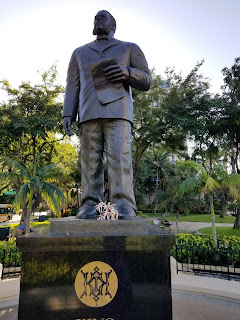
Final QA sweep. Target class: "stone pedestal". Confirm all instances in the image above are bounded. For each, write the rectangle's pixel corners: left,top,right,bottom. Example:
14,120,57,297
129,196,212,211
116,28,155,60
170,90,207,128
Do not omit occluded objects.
17,217,175,320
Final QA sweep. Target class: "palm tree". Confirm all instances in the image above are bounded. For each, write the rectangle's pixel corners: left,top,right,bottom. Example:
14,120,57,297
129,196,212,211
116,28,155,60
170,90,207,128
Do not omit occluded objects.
158,173,202,232
0,155,66,232
152,147,173,214
214,166,240,218
178,160,240,247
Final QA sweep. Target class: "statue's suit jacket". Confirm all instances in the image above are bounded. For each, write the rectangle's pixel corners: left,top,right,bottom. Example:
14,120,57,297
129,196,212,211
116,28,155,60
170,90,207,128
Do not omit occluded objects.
63,38,152,124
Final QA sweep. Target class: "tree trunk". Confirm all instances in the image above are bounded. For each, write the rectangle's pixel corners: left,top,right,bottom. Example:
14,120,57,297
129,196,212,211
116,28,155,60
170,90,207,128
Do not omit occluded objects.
233,202,240,229
209,149,213,170
32,194,41,212
220,201,227,218
231,136,236,173
154,166,159,215
25,210,32,234
236,142,240,174
210,195,217,247
26,190,34,233
21,204,28,222
33,137,36,160
175,210,179,233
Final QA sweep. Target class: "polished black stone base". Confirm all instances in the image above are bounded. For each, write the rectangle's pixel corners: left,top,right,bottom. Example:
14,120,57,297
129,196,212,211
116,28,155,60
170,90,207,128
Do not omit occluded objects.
17,218,175,320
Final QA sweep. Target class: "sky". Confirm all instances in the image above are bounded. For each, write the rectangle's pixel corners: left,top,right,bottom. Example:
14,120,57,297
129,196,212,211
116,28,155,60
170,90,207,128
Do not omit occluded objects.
0,0,240,97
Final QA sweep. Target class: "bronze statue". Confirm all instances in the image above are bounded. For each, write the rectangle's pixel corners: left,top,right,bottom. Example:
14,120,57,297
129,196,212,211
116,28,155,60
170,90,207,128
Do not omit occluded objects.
63,10,152,219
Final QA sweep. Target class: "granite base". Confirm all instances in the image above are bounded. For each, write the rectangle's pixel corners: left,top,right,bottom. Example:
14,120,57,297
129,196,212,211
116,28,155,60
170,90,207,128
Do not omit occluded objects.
17,218,175,320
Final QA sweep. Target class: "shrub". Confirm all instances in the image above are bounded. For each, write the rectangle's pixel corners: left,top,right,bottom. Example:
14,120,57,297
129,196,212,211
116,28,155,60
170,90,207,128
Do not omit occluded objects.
172,233,240,267
0,239,22,266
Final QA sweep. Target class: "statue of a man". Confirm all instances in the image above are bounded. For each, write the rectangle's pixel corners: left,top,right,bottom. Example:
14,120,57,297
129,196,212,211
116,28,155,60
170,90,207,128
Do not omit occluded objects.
63,10,152,219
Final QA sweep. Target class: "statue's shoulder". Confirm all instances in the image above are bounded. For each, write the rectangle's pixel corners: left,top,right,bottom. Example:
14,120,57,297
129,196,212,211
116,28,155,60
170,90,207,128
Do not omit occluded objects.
116,39,140,49
115,39,133,46
84,40,96,48
74,41,95,52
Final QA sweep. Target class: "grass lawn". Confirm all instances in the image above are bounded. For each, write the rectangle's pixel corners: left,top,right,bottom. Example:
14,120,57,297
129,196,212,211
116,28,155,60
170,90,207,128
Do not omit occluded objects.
172,214,235,223
0,220,50,231
30,221,50,228
199,226,240,236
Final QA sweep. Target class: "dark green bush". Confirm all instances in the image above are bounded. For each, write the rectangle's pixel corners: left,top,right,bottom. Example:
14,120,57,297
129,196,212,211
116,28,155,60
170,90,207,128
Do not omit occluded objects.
0,240,22,266
172,233,240,267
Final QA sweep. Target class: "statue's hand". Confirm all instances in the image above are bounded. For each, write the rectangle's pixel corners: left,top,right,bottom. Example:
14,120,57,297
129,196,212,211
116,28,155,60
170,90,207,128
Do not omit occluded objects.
103,64,129,82
63,117,74,136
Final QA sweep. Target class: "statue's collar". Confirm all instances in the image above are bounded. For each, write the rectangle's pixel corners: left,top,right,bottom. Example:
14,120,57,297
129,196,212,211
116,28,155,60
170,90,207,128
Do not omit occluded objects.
87,38,119,52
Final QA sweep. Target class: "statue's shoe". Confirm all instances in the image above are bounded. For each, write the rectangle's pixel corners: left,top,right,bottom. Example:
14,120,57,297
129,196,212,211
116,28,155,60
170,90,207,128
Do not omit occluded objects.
115,204,136,220
76,203,98,219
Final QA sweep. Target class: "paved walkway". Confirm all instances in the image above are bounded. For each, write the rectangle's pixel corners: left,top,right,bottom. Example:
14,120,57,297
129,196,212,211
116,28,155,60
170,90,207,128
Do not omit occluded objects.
149,218,234,233
0,215,21,226
1,293,240,320
1,281,240,320
171,221,234,233
173,291,240,320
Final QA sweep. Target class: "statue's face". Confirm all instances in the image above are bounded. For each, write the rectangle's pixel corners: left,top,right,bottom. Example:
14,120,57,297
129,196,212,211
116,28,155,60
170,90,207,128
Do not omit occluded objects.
93,10,113,36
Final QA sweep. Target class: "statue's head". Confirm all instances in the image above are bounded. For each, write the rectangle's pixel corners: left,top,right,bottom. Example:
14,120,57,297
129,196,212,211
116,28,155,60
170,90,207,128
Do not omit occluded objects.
93,10,116,36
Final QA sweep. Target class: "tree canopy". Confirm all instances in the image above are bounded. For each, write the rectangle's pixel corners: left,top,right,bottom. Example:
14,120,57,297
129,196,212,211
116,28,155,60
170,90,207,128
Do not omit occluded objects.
0,65,65,162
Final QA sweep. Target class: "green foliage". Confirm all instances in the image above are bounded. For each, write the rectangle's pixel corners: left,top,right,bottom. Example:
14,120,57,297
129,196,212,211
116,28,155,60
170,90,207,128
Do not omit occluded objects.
136,211,149,219
0,65,65,162
0,239,22,266
156,163,203,216
51,139,79,192
0,155,66,230
133,62,210,186
172,233,240,266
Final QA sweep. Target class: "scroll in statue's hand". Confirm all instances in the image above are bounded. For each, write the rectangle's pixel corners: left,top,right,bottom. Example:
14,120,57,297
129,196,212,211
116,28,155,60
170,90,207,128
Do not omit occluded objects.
63,117,74,136
103,64,129,82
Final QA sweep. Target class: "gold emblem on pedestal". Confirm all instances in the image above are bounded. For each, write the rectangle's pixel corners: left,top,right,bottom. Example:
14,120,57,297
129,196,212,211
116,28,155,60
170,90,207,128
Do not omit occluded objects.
75,261,118,308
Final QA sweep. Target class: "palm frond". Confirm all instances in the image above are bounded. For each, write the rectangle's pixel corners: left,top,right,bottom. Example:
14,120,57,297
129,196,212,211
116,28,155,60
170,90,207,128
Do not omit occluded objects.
30,176,41,193
41,182,66,217
42,182,66,203
223,173,240,187
184,160,208,181
0,172,18,182
204,176,221,193
228,186,240,200
41,190,61,216
0,157,30,180
13,183,30,208
37,164,55,179
0,172,10,182
41,182,66,216
178,177,203,196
